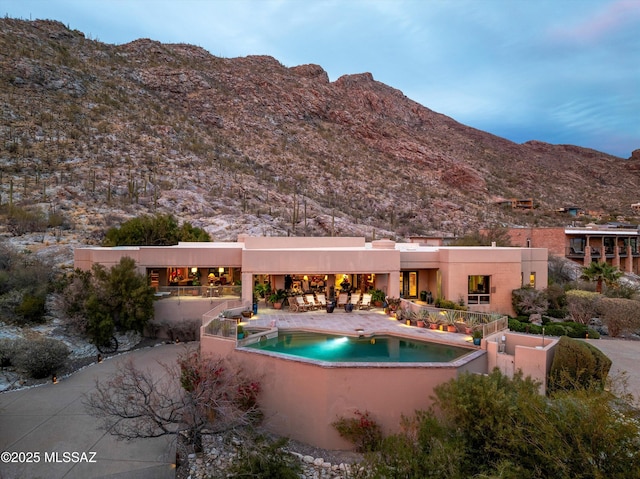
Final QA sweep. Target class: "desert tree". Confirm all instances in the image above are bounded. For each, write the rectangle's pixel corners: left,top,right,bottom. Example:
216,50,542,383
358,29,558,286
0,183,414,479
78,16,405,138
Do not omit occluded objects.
84,349,261,453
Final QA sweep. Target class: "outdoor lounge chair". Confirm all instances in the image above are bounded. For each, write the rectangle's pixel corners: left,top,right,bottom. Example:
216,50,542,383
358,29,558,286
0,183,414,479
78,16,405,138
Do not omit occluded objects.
350,292,361,308
337,292,349,307
305,294,320,310
359,293,372,310
295,296,310,311
316,293,327,307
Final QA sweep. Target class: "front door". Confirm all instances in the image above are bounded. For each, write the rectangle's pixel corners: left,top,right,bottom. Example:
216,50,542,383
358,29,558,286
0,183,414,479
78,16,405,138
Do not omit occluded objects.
400,271,418,299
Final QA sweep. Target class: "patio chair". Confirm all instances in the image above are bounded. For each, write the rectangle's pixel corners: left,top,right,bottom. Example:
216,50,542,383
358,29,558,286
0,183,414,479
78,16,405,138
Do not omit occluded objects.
337,292,349,307
359,293,372,310
305,294,320,310
295,296,310,312
350,292,361,308
316,293,327,308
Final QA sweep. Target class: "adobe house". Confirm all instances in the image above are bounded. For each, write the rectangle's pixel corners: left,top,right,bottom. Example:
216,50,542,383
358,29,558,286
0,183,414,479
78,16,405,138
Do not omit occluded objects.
502,225,639,273
74,235,547,318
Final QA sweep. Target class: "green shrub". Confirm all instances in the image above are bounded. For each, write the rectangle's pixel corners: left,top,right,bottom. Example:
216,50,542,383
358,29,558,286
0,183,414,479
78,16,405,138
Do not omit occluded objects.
543,324,568,337
508,318,543,334
586,328,600,339
545,308,568,319
15,292,46,325
548,336,611,393
12,338,70,379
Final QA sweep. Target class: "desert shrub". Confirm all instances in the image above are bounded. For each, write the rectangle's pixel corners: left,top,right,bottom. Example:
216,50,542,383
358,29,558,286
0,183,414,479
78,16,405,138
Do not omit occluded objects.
565,289,601,324
508,318,543,335
587,328,600,339
359,370,640,479
434,298,467,311
545,308,568,319
12,338,70,378
604,282,640,299
102,213,210,246
543,324,568,337
0,338,17,367
332,409,383,452
544,283,567,309
597,297,640,337
512,287,548,316
548,336,611,394
14,292,47,325
228,434,302,479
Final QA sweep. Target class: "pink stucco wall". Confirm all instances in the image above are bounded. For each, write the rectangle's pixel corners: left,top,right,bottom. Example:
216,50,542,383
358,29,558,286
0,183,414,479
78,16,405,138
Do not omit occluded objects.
200,333,486,450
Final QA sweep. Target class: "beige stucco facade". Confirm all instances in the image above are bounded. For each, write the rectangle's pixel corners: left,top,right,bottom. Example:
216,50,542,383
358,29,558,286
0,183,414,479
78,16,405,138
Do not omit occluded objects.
74,236,547,316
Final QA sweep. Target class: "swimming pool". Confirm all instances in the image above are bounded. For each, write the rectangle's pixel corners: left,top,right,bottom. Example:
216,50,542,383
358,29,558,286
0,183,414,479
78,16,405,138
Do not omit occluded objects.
243,330,471,363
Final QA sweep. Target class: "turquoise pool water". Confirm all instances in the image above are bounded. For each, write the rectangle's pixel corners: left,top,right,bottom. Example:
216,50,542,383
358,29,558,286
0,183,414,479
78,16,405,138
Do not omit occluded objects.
244,330,471,363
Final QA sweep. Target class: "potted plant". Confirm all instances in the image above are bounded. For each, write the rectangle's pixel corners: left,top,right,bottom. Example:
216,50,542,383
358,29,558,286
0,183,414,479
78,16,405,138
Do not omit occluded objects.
370,289,386,308
442,310,459,332
472,329,483,346
268,289,287,310
427,312,440,330
386,297,401,313
254,283,270,302
237,324,245,339
416,308,429,328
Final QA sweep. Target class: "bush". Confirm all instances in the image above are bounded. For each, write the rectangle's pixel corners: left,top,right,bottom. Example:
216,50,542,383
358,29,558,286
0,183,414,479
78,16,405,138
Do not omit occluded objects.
332,409,383,452
565,289,601,324
508,318,543,335
228,434,302,479
512,287,548,316
15,292,47,325
545,308,568,319
597,297,640,337
548,336,612,393
0,339,17,368
12,338,70,379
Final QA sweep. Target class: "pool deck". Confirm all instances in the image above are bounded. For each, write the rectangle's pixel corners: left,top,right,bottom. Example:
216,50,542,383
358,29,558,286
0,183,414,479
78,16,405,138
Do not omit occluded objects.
237,303,478,349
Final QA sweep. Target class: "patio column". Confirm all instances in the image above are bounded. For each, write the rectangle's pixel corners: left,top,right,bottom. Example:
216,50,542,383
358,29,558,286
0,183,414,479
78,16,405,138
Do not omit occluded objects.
584,236,591,266
626,243,633,272
614,241,621,268
241,272,253,306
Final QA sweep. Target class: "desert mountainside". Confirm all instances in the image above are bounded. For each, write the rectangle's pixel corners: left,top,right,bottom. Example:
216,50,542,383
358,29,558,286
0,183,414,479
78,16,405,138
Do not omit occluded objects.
1,18,639,264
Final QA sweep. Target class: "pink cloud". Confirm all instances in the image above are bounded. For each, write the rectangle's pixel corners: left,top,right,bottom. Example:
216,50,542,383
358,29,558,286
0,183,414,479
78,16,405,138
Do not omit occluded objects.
552,0,640,43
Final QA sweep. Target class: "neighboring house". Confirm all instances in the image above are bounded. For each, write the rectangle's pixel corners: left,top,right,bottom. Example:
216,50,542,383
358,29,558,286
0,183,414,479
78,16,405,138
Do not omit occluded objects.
494,198,534,210
503,225,640,273
74,235,548,317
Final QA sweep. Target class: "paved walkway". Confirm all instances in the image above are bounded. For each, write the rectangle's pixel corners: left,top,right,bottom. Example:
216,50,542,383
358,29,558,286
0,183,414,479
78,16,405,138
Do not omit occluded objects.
0,343,184,479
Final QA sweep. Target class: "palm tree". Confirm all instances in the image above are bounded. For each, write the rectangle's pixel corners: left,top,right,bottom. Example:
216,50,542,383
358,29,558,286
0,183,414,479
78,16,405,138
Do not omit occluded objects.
581,261,622,293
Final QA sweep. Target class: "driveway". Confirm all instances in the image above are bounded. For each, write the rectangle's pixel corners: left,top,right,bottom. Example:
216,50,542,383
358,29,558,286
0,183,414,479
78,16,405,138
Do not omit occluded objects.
0,343,186,479
587,337,640,406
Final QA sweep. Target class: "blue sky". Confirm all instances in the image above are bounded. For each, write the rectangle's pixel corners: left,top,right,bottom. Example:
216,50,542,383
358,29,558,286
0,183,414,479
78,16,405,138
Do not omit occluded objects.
2,0,639,158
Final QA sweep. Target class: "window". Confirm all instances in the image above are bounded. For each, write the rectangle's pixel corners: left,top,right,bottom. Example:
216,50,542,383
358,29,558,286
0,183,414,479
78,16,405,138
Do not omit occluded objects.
569,238,585,254
468,275,490,304
529,272,536,288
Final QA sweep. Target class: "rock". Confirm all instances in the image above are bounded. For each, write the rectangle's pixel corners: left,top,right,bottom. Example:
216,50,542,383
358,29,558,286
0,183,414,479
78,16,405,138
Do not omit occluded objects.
303,455,315,463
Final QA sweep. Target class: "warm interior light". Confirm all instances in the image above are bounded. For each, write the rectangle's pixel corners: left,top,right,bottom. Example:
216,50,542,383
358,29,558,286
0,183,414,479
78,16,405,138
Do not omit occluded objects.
219,267,224,273
303,275,308,281
191,267,198,273
324,275,328,281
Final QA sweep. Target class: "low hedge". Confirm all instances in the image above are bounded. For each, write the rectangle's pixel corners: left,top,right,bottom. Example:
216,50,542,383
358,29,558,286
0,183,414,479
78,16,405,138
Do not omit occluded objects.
508,318,597,339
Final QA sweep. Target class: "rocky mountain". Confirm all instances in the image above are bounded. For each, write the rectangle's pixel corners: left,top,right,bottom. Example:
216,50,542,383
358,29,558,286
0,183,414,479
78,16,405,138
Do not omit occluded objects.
1,18,639,261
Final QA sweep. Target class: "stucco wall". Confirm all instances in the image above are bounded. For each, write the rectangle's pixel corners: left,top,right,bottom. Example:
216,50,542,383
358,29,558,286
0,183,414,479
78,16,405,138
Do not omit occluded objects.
200,335,486,450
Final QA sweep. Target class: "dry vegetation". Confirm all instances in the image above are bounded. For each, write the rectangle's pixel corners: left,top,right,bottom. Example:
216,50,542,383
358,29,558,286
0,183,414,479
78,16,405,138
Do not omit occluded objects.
1,18,639,256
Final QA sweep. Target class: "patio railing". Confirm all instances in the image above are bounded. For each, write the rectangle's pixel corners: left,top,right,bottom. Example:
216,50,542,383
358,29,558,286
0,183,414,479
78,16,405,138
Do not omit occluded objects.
156,285,242,299
399,298,508,331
